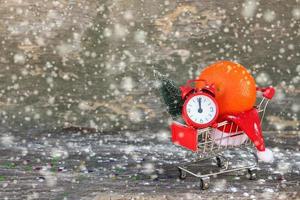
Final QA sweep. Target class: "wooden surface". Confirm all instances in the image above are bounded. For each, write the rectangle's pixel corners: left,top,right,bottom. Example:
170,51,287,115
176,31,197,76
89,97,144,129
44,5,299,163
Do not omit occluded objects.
0,130,299,199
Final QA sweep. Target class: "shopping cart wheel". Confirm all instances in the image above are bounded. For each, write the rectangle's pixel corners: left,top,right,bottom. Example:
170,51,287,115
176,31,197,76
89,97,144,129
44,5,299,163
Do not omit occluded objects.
199,177,210,190
247,168,257,180
216,156,225,168
178,168,187,180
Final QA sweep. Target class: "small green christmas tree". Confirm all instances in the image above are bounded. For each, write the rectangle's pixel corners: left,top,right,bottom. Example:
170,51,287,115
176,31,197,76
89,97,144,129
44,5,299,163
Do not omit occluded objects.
155,72,184,118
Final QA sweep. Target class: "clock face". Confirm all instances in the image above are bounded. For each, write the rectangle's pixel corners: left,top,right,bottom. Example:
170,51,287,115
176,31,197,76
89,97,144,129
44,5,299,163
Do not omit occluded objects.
183,93,218,127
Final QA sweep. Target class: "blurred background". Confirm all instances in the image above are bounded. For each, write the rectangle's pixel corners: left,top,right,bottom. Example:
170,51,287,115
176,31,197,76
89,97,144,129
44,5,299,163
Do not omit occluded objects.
0,0,299,133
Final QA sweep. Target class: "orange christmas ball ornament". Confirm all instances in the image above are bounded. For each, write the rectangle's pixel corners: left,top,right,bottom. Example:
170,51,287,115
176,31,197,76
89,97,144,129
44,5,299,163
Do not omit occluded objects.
196,61,256,116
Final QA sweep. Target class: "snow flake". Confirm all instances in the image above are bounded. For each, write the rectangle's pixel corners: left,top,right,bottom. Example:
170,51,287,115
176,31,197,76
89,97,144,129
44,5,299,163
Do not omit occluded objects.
128,108,143,123
263,10,276,22
124,10,134,21
114,24,128,39
48,97,55,105
121,77,135,91
256,72,272,86
13,53,26,64
241,0,257,19
104,28,112,37
1,134,15,147
78,101,92,111
292,8,300,19
51,148,68,159
56,43,74,57
134,30,147,43
142,163,155,174
291,104,300,113
123,145,135,154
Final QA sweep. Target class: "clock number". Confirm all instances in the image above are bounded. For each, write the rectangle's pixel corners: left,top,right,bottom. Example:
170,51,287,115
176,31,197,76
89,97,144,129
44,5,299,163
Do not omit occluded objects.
185,95,217,126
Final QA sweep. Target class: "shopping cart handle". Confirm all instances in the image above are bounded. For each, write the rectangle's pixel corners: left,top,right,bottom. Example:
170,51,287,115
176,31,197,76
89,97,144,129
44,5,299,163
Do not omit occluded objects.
256,86,275,100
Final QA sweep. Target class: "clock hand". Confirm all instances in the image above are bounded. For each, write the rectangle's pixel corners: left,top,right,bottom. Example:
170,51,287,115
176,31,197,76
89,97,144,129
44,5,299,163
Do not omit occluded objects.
198,98,203,113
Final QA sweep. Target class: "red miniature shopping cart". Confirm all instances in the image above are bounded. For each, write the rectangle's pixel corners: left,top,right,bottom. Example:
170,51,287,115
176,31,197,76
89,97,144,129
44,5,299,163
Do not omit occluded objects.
170,86,275,190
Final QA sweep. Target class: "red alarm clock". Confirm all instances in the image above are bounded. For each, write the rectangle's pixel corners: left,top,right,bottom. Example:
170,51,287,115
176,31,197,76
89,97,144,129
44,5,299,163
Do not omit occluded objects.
180,79,219,129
